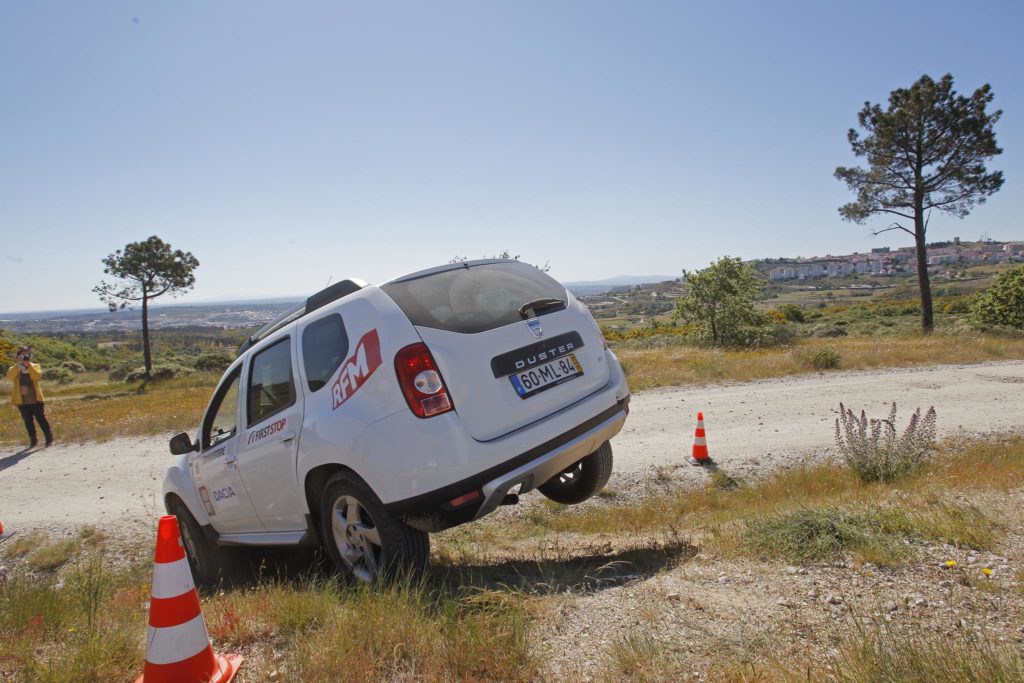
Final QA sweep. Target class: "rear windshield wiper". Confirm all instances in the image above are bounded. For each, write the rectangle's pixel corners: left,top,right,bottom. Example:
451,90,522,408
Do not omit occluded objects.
518,297,566,318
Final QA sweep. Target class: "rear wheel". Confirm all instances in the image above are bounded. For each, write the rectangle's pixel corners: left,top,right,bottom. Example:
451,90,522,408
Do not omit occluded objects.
320,473,429,582
538,441,614,504
169,499,236,587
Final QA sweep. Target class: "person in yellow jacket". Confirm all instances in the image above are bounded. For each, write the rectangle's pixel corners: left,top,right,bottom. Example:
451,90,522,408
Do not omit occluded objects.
7,346,53,448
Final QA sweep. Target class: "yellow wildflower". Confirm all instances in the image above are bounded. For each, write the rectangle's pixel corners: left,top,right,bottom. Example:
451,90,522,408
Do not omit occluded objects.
982,568,993,577
945,560,958,568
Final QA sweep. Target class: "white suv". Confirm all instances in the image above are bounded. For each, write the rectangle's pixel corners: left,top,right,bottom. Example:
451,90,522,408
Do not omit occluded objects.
163,260,630,582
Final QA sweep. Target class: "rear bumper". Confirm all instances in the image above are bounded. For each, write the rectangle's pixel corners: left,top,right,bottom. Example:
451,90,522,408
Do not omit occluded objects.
385,397,628,531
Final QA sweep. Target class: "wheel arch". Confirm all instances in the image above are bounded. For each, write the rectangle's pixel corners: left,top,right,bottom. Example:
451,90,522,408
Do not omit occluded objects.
304,463,368,538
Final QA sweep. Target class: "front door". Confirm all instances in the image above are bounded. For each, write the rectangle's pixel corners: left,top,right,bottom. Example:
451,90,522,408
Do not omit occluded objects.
236,336,307,532
192,365,262,533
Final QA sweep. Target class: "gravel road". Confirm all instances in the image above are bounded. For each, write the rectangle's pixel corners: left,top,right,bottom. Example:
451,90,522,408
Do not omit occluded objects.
2,360,1022,534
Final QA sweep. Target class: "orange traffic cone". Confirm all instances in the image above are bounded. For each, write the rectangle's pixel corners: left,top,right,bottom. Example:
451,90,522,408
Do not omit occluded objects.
688,412,712,466
136,515,242,683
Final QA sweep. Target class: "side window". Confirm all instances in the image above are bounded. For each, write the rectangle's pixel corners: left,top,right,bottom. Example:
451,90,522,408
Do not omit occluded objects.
247,338,295,427
302,314,350,392
202,368,241,449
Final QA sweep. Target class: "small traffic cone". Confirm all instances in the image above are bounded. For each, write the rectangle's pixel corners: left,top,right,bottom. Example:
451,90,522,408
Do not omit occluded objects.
688,412,713,466
0,520,8,542
135,515,242,683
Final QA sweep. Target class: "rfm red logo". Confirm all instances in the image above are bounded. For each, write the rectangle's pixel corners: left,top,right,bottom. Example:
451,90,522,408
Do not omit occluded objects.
332,329,382,410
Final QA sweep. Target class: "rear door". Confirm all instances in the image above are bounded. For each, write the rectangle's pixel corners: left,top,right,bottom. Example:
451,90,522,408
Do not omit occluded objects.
235,334,307,532
382,261,610,442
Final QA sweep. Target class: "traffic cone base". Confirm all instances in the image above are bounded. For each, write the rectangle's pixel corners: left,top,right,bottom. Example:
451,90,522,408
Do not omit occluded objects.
689,411,712,466
135,648,242,683
136,515,242,683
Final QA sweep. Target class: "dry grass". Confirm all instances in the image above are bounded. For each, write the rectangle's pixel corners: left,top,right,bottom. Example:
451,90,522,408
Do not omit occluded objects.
600,632,686,682
826,620,1024,682
26,540,81,572
614,335,1024,390
0,375,218,446
453,435,1024,566
1,550,541,682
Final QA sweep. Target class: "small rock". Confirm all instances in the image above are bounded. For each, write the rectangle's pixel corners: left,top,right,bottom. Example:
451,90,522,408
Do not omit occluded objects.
939,580,954,588
785,566,799,575
914,597,929,608
885,601,899,613
717,575,731,585
667,592,681,602
826,595,843,605
776,598,795,608
967,556,978,565
268,671,279,682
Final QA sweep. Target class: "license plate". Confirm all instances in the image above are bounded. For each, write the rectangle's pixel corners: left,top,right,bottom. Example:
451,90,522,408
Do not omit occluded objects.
509,354,583,398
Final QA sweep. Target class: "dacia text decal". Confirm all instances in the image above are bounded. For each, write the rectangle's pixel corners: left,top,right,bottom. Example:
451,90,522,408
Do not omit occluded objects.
332,329,383,410
247,417,287,445
211,485,239,508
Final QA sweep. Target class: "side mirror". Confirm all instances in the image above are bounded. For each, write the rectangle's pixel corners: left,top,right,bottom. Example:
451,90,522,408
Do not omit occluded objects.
169,432,199,455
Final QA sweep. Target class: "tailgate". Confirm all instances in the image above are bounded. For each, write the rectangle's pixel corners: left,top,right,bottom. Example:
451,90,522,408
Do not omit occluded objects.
416,304,610,441
380,260,611,441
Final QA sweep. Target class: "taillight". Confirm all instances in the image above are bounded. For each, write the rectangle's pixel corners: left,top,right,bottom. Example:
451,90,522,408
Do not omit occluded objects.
394,343,454,418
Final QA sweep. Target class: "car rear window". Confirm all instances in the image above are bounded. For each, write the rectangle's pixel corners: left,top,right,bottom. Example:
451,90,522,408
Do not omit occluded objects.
382,261,568,334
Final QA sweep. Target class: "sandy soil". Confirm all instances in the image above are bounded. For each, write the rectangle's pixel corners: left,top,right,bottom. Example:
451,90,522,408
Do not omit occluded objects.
2,360,1022,536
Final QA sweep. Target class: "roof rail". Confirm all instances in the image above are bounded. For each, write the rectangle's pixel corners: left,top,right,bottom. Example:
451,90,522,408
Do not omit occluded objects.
236,278,367,357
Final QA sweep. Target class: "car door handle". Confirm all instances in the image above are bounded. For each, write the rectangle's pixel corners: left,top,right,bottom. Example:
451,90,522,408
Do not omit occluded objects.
280,431,296,443
224,453,238,464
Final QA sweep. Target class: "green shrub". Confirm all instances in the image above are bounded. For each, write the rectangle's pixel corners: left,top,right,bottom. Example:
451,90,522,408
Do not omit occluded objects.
124,363,194,382
193,351,233,373
777,303,806,323
792,345,842,370
814,326,848,338
835,402,936,483
42,367,75,384
971,266,1024,329
809,346,841,369
58,360,86,374
107,363,135,382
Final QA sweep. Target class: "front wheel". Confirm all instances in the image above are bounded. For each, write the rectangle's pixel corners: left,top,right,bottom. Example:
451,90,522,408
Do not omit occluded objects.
169,499,236,587
320,473,429,582
538,441,614,504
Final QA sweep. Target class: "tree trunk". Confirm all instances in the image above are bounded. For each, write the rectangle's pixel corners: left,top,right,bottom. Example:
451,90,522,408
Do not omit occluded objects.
914,212,934,333
141,292,152,378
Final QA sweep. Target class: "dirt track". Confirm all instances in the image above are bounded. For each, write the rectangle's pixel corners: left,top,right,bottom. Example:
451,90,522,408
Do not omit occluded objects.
2,360,1022,535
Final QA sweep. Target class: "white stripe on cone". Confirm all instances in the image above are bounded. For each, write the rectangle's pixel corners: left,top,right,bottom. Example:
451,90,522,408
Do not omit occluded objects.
144,614,211,665
693,437,707,446
151,557,196,599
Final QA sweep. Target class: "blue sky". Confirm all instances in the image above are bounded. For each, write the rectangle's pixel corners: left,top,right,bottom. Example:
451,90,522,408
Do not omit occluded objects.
2,1,1022,313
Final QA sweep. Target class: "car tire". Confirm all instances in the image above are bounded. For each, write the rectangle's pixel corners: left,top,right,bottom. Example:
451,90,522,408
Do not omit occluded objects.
538,441,614,505
170,499,235,587
320,473,429,582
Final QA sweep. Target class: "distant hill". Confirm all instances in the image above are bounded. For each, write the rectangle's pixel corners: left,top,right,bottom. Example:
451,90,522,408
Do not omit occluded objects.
565,275,678,296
